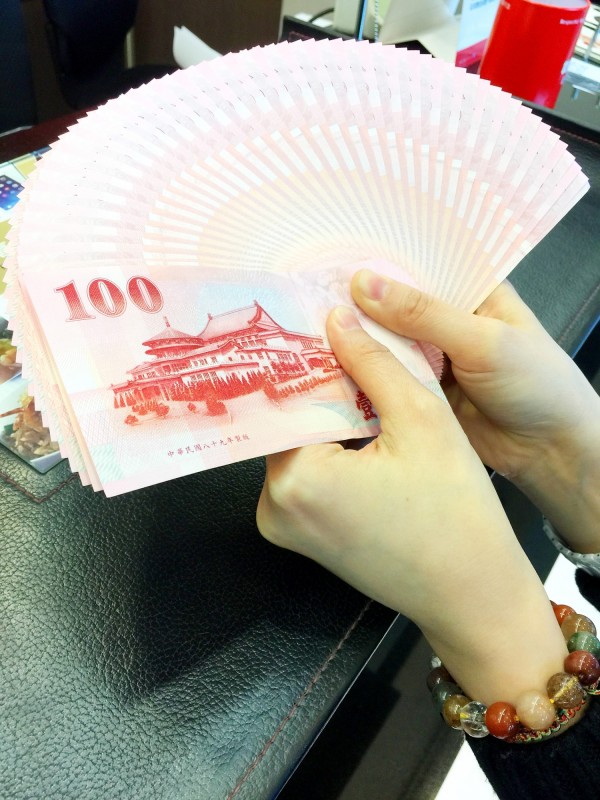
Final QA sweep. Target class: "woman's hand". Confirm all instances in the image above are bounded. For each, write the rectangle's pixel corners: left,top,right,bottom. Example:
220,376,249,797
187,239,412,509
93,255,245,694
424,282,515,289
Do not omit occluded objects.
257,305,566,705
350,271,600,553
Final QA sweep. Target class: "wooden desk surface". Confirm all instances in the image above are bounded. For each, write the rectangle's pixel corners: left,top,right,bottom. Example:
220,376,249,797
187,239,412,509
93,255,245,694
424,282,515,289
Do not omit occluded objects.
0,113,82,163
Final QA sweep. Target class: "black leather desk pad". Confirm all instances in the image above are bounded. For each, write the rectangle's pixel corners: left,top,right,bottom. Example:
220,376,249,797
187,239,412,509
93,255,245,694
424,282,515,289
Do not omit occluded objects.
0,453,395,799
0,111,598,799
510,113,600,355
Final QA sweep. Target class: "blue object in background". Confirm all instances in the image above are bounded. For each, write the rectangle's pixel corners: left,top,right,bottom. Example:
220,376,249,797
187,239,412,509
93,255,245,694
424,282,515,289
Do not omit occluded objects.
0,175,24,211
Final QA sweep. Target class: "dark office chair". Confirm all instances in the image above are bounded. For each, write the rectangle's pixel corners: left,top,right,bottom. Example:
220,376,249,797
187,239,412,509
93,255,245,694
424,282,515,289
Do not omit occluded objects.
42,0,174,110
0,0,37,135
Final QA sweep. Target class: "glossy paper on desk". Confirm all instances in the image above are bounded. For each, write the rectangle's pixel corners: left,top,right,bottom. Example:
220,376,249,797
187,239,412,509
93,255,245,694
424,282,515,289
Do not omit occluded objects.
0,151,62,473
5,39,589,495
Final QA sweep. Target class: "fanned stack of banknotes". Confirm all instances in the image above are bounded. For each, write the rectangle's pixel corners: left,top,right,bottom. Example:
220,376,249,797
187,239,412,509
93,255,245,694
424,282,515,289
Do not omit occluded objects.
5,38,588,496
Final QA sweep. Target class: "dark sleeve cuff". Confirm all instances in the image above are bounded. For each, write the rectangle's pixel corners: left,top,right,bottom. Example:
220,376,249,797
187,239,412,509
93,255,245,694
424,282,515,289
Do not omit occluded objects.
467,696,600,800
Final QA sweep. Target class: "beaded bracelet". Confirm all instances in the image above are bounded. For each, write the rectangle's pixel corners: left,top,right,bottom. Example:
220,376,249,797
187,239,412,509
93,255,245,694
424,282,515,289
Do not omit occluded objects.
427,600,600,742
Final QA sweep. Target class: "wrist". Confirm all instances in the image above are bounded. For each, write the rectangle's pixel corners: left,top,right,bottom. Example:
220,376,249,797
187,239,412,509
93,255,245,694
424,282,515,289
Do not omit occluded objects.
426,591,600,742
422,573,567,708
512,417,600,554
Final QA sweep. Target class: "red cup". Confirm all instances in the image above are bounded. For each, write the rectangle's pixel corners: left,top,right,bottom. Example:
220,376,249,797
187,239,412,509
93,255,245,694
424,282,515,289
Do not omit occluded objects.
479,0,590,107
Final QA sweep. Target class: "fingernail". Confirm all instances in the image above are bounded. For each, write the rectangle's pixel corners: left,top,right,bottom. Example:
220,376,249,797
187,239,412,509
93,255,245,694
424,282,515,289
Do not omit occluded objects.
331,306,361,330
355,269,390,301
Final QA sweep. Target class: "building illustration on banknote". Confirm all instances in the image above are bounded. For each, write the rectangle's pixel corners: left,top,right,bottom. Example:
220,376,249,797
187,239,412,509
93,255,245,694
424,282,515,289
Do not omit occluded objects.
111,301,345,417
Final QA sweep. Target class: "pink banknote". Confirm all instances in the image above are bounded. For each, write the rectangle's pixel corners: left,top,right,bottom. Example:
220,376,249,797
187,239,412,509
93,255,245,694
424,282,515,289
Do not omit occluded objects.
7,39,589,495
19,262,441,496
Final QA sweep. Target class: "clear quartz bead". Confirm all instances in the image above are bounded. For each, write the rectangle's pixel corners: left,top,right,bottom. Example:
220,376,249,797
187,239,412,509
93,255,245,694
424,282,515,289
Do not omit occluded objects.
430,654,442,670
459,701,489,738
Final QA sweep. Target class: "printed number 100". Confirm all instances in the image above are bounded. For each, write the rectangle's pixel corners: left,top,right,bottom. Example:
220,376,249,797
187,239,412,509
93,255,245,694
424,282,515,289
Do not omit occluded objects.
56,277,164,320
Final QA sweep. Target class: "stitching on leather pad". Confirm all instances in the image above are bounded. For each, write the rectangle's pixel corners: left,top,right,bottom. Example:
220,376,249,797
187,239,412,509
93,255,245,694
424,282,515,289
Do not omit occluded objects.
558,282,600,349
227,599,373,799
0,469,78,503
550,125,600,151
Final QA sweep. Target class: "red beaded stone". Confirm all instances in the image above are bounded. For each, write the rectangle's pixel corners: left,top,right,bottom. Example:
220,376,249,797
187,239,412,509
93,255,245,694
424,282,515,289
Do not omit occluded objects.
564,650,600,686
553,604,576,625
485,702,520,739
